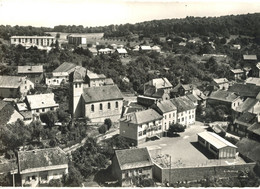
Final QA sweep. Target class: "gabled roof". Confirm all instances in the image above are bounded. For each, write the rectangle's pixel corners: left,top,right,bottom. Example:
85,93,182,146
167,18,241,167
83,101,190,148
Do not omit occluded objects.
230,69,243,74
181,84,194,91
243,55,257,60
140,46,152,50
236,98,259,113
16,102,29,111
186,94,198,103
26,93,59,109
18,65,43,74
198,131,237,149
0,76,25,88
116,48,127,54
228,83,260,98
115,147,153,170
104,78,114,85
146,77,172,89
82,85,123,103
208,90,239,103
245,77,260,86
153,100,177,113
236,138,260,162
87,70,106,80
18,147,68,174
53,62,77,73
123,109,163,124
170,96,196,112
213,78,229,84
234,112,256,127
248,122,260,136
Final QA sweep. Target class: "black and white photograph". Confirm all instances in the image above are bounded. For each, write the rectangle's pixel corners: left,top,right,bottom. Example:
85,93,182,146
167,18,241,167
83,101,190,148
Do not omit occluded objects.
0,0,260,187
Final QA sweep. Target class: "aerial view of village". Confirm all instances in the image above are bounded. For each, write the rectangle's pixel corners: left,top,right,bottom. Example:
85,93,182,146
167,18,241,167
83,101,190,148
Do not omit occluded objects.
0,0,260,187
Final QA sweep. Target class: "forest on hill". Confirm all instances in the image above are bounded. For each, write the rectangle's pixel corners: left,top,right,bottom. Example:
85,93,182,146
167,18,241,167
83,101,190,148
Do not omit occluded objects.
0,13,260,40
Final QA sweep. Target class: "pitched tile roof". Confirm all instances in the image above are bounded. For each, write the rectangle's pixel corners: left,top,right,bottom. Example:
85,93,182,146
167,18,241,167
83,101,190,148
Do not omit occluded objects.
170,96,196,112
243,55,257,60
213,78,229,84
18,147,68,173
82,85,123,103
234,112,256,127
115,147,153,170
53,62,77,73
26,93,59,109
198,131,237,149
236,98,259,113
208,90,239,102
18,65,43,74
123,109,163,124
236,138,260,162
245,77,260,86
230,69,243,74
186,94,198,104
153,100,177,113
228,83,260,98
0,76,25,88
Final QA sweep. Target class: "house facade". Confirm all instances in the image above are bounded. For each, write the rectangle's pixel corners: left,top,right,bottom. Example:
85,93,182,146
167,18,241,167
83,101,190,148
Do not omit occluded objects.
18,147,68,187
25,93,59,116
212,78,229,90
111,147,153,187
18,66,43,84
0,76,34,98
10,36,55,47
120,109,163,145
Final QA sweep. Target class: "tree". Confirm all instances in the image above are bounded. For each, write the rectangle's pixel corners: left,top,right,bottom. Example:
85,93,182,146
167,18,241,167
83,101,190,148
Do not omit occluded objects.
63,163,84,187
49,179,62,187
168,123,186,136
139,178,155,187
104,119,112,130
98,124,108,134
40,111,58,129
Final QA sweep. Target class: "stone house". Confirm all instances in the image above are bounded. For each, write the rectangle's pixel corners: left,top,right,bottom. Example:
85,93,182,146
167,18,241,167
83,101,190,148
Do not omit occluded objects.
212,78,229,90
111,147,153,186
18,65,43,84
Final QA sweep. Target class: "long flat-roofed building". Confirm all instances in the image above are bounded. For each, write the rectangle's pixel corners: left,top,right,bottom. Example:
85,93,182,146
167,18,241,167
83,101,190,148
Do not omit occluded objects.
197,131,237,159
10,36,55,47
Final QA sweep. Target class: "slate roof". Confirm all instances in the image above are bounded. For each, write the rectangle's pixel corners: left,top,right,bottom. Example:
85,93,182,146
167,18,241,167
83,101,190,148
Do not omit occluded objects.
116,48,127,54
18,147,68,173
87,70,106,79
104,78,114,85
144,87,166,98
123,109,163,124
208,90,239,102
230,69,243,74
236,98,259,113
236,138,260,162
82,85,123,103
213,78,229,84
153,100,177,113
234,112,256,127
228,83,260,98
248,122,260,136
243,55,257,60
198,131,237,149
18,65,43,74
115,147,153,170
53,62,77,73
0,76,25,88
186,94,199,104
170,96,196,112
26,93,59,109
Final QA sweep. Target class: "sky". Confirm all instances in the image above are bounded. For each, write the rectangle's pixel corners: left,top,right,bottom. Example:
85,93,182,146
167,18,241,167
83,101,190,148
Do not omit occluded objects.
0,0,260,28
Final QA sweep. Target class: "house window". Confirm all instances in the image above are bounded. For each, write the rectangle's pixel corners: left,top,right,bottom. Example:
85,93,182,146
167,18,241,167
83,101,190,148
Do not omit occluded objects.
32,176,36,180
158,125,161,130
115,101,118,109
25,80,27,84
138,131,142,136
100,103,103,111
139,169,142,174
108,102,111,109
26,176,30,181
78,83,81,88
42,108,45,112
25,86,27,89
169,114,171,118
50,107,54,111
182,117,184,122
181,113,183,116
75,83,77,88
91,104,94,112
165,115,167,119
36,109,39,113
143,130,147,135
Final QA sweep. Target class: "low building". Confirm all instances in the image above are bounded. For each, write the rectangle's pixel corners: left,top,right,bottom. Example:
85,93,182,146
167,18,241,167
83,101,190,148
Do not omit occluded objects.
230,69,244,80
228,83,260,99
243,54,257,62
207,90,243,110
85,70,113,87
231,44,241,50
137,95,158,107
233,112,257,137
10,36,55,47
25,93,59,116
197,131,237,159
67,34,87,45
152,100,177,131
0,100,24,126
18,66,43,84
212,78,229,90
16,102,33,124
45,62,77,86
236,138,260,163
151,46,161,53
18,147,68,187
235,98,260,116
98,48,113,55
140,46,152,51
170,96,196,126
245,77,260,86
115,48,128,57
0,76,34,99
120,109,163,145
111,147,153,186
247,122,260,142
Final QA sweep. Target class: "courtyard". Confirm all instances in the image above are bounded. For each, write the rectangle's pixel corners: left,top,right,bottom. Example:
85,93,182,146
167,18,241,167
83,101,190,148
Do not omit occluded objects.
138,122,246,168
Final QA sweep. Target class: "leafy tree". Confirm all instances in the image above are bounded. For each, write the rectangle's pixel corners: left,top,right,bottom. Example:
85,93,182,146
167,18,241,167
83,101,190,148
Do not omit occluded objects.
104,119,112,130
98,124,108,134
49,179,62,187
0,173,11,186
40,111,58,129
168,123,186,135
28,120,43,141
139,178,155,187
63,163,84,187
